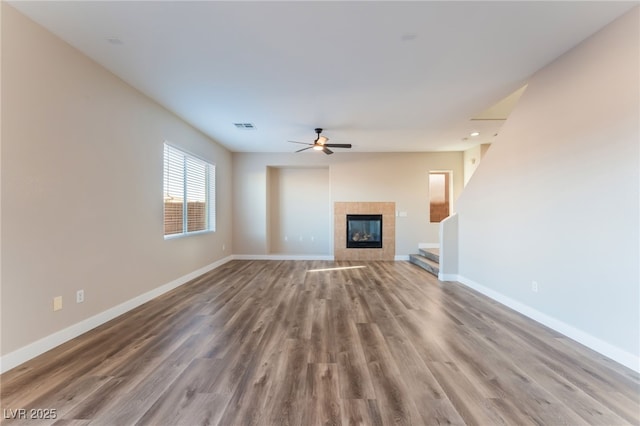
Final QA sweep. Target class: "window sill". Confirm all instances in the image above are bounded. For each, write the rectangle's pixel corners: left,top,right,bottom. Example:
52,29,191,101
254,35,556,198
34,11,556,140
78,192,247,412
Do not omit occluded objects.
164,230,215,240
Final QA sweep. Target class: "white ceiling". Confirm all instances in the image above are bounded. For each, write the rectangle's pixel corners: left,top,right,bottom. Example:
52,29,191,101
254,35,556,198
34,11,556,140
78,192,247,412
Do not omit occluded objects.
9,1,635,153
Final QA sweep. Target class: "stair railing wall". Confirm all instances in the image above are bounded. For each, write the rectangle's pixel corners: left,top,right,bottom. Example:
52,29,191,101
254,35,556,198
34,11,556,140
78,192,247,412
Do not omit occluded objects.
439,213,458,280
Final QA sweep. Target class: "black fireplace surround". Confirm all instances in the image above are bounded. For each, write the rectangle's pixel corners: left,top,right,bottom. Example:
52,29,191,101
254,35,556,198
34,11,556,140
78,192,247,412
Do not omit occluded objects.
346,214,383,249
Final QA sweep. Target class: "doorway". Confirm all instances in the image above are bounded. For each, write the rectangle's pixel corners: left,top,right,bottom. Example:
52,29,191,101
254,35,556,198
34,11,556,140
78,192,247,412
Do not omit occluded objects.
429,171,451,223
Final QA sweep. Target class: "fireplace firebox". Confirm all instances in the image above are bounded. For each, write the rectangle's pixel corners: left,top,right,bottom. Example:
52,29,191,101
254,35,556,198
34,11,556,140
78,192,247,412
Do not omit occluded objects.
346,214,383,249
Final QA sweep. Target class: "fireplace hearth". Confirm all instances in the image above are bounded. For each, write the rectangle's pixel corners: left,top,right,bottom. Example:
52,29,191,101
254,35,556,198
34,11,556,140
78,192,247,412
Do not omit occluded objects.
346,214,383,248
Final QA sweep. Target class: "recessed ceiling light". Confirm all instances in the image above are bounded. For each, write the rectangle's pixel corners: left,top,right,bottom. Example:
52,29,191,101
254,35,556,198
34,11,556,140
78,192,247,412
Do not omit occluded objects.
233,123,256,130
401,33,418,41
470,131,480,137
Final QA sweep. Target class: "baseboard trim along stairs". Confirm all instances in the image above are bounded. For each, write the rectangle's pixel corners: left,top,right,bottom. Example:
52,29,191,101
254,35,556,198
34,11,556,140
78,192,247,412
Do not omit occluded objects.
409,248,440,277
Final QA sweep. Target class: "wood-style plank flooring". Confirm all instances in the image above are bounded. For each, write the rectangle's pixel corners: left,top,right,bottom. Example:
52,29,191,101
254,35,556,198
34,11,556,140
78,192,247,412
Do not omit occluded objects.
1,260,639,425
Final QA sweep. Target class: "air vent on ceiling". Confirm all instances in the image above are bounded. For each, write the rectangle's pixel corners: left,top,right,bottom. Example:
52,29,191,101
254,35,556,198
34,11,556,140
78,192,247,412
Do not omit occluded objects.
233,123,256,130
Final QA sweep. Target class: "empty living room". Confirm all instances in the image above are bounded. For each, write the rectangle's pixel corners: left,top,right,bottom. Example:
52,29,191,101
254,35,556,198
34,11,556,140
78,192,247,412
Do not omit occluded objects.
1,1,638,425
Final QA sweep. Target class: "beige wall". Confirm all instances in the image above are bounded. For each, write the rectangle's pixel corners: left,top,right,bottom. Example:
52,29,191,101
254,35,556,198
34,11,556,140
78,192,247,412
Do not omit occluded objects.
233,151,463,256
455,8,639,364
1,4,232,356
268,167,331,255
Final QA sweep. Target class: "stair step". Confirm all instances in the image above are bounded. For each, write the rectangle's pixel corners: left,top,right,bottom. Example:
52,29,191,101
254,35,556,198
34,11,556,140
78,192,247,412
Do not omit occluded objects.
409,254,439,277
418,248,439,263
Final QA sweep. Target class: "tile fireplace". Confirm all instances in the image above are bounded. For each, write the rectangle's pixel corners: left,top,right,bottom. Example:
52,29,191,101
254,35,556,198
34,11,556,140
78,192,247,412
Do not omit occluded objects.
334,202,395,261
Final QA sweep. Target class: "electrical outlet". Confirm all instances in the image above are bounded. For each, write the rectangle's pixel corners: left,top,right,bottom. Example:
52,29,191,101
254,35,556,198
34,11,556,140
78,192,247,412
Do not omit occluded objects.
76,289,85,303
532,281,539,293
53,296,63,311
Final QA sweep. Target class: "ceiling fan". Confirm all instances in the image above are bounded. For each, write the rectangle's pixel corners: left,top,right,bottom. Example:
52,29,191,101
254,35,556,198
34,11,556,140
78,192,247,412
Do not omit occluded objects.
288,128,352,155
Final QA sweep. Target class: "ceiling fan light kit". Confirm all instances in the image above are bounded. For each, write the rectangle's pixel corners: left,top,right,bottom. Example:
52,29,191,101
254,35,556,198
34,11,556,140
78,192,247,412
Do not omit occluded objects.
288,128,352,155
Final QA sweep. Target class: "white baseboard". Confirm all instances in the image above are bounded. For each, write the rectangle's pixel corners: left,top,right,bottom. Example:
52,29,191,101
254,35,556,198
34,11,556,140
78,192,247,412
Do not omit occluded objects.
0,256,234,374
232,254,414,261
453,274,640,373
438,273,458,281
234,254,413,262
231,254,334,261
232,254,415,262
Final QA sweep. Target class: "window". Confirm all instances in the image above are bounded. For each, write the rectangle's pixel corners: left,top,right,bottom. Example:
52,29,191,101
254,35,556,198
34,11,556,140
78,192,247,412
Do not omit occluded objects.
163,143,215,237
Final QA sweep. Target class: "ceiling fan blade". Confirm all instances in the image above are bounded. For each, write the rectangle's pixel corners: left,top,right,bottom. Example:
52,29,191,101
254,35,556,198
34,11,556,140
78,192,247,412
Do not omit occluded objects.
324,143,352,148
290,129,345,154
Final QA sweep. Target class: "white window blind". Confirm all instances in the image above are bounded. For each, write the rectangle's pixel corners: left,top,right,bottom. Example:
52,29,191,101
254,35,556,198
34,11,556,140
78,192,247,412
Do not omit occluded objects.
163,143,215,237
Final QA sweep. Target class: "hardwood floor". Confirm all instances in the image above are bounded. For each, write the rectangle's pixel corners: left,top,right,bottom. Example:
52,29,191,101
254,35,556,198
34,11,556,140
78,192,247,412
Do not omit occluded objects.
1,260,638,425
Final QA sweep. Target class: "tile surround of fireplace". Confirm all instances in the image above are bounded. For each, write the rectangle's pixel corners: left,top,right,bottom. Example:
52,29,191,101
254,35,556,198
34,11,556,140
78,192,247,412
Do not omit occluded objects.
334,202,395,260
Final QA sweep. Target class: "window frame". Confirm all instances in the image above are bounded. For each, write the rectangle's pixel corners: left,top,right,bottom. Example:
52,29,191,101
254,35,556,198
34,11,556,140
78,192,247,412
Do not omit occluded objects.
163,142,216,239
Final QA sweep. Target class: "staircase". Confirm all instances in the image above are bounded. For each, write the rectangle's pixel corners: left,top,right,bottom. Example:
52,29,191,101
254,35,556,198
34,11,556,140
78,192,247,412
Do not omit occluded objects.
409,248,440,278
